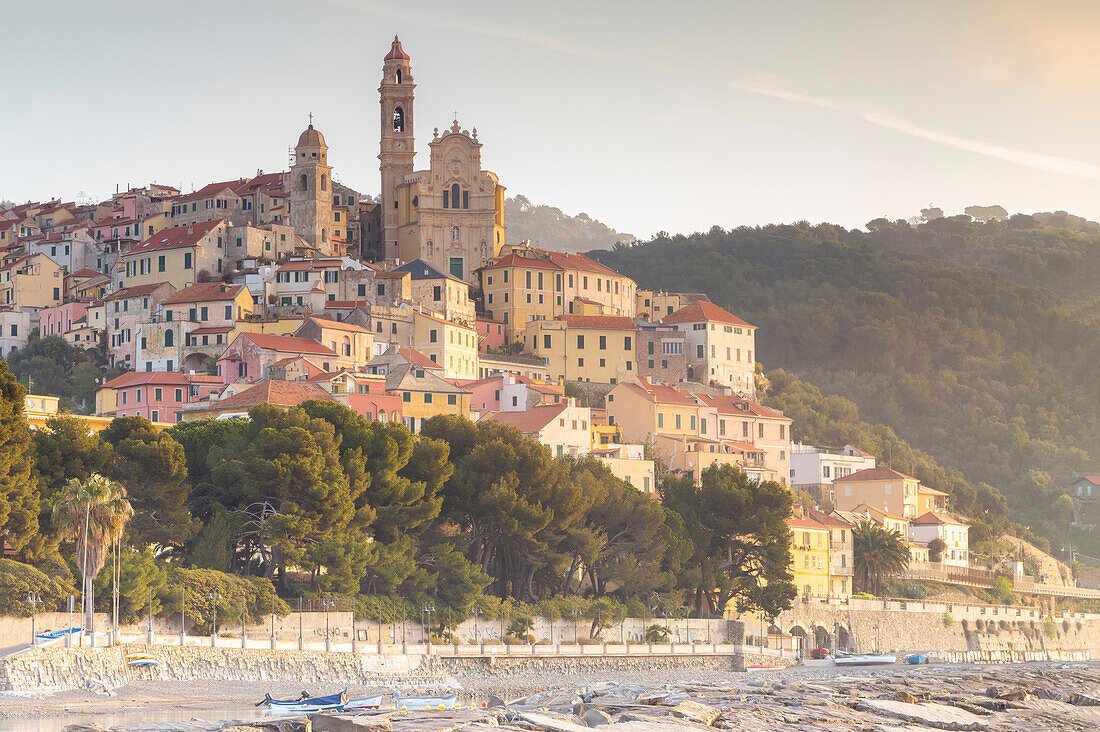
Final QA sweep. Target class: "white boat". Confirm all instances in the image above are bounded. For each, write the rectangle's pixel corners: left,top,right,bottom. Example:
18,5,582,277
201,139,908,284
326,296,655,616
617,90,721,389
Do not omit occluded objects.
394,692,457,710
833,652,896,666
345,693,384,710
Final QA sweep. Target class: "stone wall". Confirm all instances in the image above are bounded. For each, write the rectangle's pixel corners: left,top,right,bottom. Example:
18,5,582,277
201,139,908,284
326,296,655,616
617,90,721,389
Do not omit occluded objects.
435,653,739,678
777,599,1100,655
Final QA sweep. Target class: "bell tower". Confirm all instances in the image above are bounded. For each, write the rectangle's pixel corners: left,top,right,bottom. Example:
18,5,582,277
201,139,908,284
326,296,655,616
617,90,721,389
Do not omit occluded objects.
289,120,334,254
378,36,415,262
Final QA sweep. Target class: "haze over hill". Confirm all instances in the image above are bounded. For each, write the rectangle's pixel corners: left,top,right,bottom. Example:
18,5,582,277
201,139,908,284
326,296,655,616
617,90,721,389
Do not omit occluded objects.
593,213,1100,563
504,195,635,252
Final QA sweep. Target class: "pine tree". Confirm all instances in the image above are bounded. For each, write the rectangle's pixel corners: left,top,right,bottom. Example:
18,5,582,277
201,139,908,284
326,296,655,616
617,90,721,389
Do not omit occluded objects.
0,361,39,553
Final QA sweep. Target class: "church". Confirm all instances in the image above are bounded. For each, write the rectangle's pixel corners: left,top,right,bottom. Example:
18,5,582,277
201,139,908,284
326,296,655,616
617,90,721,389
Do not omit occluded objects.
365,37,506,284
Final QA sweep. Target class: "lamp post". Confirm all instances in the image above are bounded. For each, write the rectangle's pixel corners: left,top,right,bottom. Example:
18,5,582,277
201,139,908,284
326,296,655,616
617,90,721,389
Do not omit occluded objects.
422,602,434,656
351,599,357,655
472,605,481,646
298,597,303,650
322,598,335,652
240,595,247,648
26,594,42,646
571,609,579,643
270,590,276,650
620,608,625,646
207,592,221,647
147,588,154,644
179,586,186,646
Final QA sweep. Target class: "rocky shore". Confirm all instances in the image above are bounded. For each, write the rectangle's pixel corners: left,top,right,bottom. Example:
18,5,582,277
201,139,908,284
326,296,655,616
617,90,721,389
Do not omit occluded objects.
3,661,1099,731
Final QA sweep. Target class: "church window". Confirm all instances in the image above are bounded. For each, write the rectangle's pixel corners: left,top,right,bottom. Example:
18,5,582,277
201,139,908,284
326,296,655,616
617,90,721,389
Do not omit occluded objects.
393,106,405,132
396,69,402,84
443,190,449,208
426,241,434,258
164,329,173,347
320,174,327,191
462,191,469,209
299,174,308,192
451,184,460,209
412,196,418,207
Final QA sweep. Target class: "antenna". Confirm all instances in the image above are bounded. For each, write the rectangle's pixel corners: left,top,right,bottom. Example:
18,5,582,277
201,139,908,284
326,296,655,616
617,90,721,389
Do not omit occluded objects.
288,147,295,166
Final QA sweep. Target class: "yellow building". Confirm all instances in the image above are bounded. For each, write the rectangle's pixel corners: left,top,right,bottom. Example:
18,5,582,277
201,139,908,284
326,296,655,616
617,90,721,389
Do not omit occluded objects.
788,512,831,601
294,316,374,368
481,242,637,342
0,252,64,308
372,352,472,432
833,467,924,518
119,220,227,290
23,393,162,433
636,290,709,322
369,302,478,380
524,315,636,384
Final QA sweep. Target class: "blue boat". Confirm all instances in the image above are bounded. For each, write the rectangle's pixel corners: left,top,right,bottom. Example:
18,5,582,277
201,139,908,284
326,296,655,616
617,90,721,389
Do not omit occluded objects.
394,692,457,710
261,690,348,715
906,653,928,664
35,627,82,643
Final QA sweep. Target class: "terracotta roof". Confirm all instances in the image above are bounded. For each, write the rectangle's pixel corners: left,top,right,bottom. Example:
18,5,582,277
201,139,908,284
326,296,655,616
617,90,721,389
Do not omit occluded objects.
691,392,788,421
69,268,100,278
301,316,371,333
547,251,621,276
375,270,409,279
398,348,442,370
234,173,286,196
554,315,636,330
163,282,246,305
834,467,917,483
188,326,234,335
385,35,410,61
912,511,968,526
786,516,830,531
621,377,696,406
324,300,373,309
129,220,223,254
176,181,240,203
482,404,569,433
918,486,949,496
237,332,337,355
103,371,219,388
211,379,332,410
488,252,563,271
103,283,170,301
661,301,754,328
802,506,851,528
1077,476,1100,486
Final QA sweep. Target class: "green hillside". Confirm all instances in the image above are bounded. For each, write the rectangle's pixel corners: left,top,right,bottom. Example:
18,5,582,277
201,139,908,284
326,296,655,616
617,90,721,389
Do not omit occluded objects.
594,221,1100,560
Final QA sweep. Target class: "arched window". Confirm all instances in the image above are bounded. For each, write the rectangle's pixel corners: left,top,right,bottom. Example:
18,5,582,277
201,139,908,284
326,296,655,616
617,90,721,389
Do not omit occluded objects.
299,174,308,191
393,107,405,133
342,336,351,356
320,174,327,191
396,69,402,84
379,410,387,423
164,329,173,347
322,228,328,242
450,183,460,209
426,241,434,258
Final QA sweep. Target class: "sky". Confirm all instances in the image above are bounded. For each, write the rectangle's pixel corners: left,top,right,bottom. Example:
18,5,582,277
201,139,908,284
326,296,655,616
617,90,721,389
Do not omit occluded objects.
4,0,1100,238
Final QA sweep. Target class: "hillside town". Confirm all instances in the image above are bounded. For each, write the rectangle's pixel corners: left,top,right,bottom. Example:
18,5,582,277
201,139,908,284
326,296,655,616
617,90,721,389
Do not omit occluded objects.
0,37,1086,614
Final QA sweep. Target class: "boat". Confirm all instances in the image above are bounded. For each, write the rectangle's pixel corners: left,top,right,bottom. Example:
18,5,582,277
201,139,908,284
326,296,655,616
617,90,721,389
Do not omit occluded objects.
127,659,159,667
262,690,348,715
834,651,897,666
905,653,928,664
394,692,458,710
345,693,384,710
35,627,82,643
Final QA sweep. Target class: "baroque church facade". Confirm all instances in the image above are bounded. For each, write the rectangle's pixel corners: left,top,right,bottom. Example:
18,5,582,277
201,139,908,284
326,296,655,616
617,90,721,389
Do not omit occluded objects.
367,37,506,284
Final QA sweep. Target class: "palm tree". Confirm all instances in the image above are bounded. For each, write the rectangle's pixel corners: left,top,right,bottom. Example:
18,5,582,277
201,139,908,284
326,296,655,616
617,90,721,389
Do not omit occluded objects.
53,474,133,637
853,520,910,596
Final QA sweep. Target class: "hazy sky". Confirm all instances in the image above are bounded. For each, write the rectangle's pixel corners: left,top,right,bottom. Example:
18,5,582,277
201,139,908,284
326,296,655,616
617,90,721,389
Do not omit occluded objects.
4,0,1100,238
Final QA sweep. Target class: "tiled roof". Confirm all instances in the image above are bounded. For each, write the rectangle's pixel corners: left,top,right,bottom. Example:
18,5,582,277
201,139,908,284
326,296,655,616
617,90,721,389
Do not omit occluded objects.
691,392,787,421
621,377,696,406
547,250,621,276
488,252,563,271
324,300,373,309
103,371,220,388
237,332,337,355
834,467,917,483
234,173,286,197
912,511,968,526
69,268,100,278
398,348,442,369
163,282,246,305
554,315,636,330
301,316,371,333
209,379,332,409
661,301,754,328
188,326,234,335
276,258,344,272
129,220,223,254
103,283,171,301
482,403,568,433
176,181,240,203
787,516,830,531
1077,476,1100,486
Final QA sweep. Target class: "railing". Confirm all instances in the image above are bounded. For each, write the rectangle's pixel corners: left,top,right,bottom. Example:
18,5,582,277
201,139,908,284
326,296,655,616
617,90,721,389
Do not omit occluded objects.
902,562,1100,599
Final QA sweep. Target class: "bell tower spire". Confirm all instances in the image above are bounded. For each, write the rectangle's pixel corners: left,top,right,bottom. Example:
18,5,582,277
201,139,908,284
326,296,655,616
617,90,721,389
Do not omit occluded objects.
378,35,415,262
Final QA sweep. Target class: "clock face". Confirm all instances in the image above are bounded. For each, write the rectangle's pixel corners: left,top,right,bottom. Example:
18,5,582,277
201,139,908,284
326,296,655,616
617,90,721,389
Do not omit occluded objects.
395,141,404,149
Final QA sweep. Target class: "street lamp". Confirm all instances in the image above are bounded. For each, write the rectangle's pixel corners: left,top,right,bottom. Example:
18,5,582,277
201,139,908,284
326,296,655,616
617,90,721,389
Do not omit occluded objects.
270,589,276,650
322,598,335,652
571,609,579,643
207,592,221,647
422,602,435,655
26,594,42,645
472,605,481,644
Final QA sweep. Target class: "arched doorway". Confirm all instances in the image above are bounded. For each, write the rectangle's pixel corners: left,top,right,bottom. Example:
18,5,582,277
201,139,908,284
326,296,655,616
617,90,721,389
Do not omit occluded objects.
813,625,830,651
836,625,852,653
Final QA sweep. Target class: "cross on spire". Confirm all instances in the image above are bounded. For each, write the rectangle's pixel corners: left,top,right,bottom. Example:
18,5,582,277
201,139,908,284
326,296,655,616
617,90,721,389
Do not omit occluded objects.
308,112,314,126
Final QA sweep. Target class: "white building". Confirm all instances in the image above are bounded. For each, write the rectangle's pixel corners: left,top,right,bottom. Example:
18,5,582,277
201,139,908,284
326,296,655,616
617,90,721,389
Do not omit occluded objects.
910,512,970,567
791,443,877,508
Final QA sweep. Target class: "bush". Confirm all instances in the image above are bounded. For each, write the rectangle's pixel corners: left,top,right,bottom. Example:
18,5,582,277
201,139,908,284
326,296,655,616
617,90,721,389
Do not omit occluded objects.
990,576,1015,605
943,612,954,628
1043,617,1058,639
92,548,167,624
165,567,289,633
645,624,670,642
900,582,927,599
1062,619,1071,634
0,559,75,616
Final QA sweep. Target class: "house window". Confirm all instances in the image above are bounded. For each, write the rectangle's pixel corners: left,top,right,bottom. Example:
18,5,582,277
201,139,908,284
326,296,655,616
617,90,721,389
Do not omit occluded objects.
175,388,183,401
154,388,162,401
447,394,457,405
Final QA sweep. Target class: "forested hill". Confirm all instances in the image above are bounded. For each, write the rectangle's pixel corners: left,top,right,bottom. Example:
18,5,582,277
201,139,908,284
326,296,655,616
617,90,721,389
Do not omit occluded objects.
593,222,1100,558
863,212,1100,316
505,195,635,251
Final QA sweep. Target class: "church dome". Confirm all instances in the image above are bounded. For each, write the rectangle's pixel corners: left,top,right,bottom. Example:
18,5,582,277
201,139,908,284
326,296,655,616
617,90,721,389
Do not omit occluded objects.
297,124,327,149
385,35,410,61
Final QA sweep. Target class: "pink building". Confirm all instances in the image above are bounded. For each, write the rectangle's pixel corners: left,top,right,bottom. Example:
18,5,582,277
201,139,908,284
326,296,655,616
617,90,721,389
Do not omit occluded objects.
462,372,564,414
100,371,223,423
40,300,90,338
476,316,506,353
216,332,344,385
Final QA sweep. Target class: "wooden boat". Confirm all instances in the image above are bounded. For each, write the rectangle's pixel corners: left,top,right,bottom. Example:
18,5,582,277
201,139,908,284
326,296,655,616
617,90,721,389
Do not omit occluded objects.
394,692,457,710
834,651,896,666
262,690,348,715
35,627,82,643
345,693,384,710
905,653,928,664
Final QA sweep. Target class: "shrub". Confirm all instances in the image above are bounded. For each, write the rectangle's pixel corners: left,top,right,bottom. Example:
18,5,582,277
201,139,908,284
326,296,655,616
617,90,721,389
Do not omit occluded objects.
990,576,1015,605
943,612,954,628
1062,619,1071,634
998,620,1009,631
645,624,670,642
0,559,75,616
1043,617,1058,639
900,582,927,600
